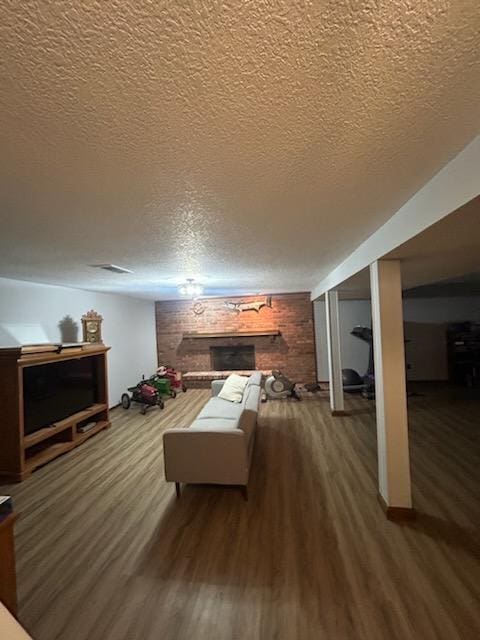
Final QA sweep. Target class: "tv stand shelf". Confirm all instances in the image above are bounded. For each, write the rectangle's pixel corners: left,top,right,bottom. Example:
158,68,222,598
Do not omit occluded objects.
75,419,110,445
25,442,76,474
0,346,111,482
23,403,108,449
23,422,72,449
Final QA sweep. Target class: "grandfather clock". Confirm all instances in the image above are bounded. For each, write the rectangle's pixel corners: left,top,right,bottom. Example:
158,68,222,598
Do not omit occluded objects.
81,310,103,344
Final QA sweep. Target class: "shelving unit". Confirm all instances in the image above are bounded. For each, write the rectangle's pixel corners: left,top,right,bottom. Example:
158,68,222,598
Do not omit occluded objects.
24,442,76,475
0,346,111,482
74,419,110,445
447,322,480,386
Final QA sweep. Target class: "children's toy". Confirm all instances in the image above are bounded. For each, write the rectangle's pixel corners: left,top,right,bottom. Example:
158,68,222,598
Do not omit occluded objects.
148,374,176,399
156,366,187,393
121,379,164,414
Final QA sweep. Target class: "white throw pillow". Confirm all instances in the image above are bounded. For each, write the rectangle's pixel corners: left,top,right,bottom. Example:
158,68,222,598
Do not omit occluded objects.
218,374,249,403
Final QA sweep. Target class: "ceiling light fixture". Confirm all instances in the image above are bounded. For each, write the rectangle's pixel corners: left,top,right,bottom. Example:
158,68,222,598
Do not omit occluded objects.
178,278,203,299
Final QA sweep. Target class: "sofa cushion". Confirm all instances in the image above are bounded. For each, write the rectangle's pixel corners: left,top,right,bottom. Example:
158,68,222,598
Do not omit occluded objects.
189,417,239,431
218,374,249,403
197,396,244,421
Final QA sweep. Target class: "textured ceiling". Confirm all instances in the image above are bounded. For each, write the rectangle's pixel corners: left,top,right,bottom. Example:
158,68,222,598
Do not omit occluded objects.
0,1,479,300
337,196,480,298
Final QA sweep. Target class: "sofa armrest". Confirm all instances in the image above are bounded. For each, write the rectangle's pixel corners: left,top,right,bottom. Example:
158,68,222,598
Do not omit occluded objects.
211,379,225,396
163,427,249,485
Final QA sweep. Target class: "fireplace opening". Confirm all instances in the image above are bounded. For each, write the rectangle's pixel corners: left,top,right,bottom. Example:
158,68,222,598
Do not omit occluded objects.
210,345,255,371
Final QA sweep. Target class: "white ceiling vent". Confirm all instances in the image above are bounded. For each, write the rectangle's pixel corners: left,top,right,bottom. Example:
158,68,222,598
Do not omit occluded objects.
90,264,133,274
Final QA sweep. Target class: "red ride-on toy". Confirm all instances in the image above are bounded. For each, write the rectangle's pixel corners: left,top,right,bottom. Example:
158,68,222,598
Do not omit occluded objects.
121,379,164,415
157,366,187,393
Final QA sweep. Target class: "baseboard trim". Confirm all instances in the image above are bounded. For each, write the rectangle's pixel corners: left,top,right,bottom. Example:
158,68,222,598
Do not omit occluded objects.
378,494,416,521
331,410,349,417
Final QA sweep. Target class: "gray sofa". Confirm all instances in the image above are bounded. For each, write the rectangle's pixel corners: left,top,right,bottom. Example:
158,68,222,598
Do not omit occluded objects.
163,371,262,499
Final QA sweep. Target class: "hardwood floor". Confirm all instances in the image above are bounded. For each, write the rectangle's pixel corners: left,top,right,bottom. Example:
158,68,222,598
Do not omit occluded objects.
1,386,479,640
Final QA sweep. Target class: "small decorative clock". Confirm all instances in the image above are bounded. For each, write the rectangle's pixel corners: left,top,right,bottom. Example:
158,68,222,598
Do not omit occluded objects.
81,310,103,344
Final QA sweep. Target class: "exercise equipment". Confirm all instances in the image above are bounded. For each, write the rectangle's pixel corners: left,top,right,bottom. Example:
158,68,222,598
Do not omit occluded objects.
342,368,363,388
342,326,375,399
265,370,301,400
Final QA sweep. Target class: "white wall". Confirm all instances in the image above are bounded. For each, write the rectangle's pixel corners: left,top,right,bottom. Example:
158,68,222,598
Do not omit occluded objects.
315,296,480,381
404,298,480,380
0,277,157,405
402,297,480,323
314,300,372,380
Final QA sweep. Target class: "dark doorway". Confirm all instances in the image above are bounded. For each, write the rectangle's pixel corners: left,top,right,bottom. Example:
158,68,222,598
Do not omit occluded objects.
211,345,255,371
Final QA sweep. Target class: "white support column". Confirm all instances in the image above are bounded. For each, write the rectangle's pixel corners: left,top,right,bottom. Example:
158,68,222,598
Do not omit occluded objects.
370,260,414,518
325,290,346,415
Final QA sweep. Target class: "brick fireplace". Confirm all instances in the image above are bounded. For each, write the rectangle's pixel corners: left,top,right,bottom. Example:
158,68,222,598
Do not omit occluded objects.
210,345,255,370
155,292,316,384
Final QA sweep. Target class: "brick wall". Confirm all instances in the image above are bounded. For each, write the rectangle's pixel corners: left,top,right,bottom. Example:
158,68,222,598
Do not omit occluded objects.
155,292,317,383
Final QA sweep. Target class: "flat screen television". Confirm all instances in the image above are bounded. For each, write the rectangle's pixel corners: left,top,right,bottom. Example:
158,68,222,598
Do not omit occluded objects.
23,356,98,435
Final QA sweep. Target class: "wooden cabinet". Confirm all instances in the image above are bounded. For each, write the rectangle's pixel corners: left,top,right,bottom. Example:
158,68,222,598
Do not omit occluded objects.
0,513,17,616
0,346,111,482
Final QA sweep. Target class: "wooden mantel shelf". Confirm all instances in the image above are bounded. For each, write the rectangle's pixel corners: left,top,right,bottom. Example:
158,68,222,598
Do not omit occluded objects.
182,330,281,339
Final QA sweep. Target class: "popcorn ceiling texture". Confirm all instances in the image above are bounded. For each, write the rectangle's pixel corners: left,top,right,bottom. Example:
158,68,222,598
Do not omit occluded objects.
0,1,479,299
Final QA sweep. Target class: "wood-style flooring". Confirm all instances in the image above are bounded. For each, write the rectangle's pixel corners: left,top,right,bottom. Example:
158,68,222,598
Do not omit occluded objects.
1,385,479,640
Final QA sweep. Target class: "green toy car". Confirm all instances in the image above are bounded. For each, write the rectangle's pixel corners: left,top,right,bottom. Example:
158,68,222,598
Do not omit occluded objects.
148,374,177,399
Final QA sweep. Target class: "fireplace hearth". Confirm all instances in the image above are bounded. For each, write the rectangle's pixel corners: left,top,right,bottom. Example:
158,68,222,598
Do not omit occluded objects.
211,345,255,371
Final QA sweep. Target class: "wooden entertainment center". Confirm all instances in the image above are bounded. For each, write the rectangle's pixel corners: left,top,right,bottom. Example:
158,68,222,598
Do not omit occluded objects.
0,345,111,482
